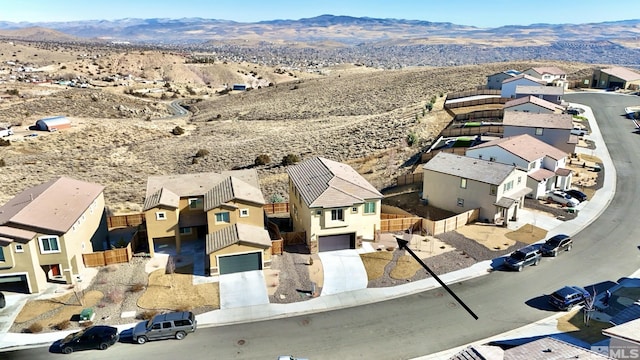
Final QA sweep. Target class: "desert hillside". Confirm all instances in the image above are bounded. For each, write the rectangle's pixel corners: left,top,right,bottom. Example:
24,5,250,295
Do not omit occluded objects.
0,43,597,213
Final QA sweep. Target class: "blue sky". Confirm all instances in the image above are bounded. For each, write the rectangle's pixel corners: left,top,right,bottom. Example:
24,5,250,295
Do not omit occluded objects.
1,0,639,28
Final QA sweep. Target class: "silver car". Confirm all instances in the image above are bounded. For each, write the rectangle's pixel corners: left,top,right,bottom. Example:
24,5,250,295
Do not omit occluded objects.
132,311,197,344
544,190,580,207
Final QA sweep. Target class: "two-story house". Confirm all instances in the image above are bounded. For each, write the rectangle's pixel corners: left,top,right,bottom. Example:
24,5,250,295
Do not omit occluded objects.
142,170,272,275
422,152,530,226
515,85,564,105
502,111,577,155
0,177,108,293
287,157,383,253
466,134,571,200
503,95,563,114
486,69,521,90
523,66,567,84
500,74,545,98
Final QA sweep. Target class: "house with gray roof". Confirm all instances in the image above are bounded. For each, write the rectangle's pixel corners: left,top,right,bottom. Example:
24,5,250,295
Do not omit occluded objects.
503,111,577,154
0,177,108,293
523,66,567,84
486,69,521,90
422,152,530,226
592,66,640,90
515,85,564,105
449,337,610,360
501,74,545,99
287,157,383,253
143,170,272,275
466,134,571,200
503,95,564,114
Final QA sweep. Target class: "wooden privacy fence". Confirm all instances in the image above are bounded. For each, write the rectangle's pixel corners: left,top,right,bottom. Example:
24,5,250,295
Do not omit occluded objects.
420,147,467,163
446,89,501,100
379,208,479,236
380,217,423,233
445,97,507,109
452,110,504,122
271,239,284,255
396,172,423,186
107,213,145,229
83,243,133,267
282,231,306,245
440,125,504,137
263,202,290,215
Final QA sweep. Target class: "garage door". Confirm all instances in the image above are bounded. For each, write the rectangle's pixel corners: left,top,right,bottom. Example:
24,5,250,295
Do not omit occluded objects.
319,233,355,252
219,252,262,275
0,274,30,293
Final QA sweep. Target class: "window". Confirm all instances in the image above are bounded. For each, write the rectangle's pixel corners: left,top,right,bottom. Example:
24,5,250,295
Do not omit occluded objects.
457,198,464,207
0,247,4,261
39,236,60,254
240,209,249,217
315,210,322,216
503,180,514,192
179,227,192,235
352,207,358,213
364,201,376,214
15,244,24,253
489,185,497,196
535,127,543,136
518,176,522,184
331,209,344,221
188,198,203,210
489,157,496,162
460,178,467,189
156,211,167,221
215,212,230,223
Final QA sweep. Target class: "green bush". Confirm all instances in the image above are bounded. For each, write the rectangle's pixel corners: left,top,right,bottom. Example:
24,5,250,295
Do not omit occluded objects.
269,194,284,203
407,132,418,147
281,153,300,166
255,154,271,166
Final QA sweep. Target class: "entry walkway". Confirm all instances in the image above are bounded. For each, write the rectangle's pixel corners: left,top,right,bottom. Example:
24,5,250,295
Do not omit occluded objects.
318,249,368,296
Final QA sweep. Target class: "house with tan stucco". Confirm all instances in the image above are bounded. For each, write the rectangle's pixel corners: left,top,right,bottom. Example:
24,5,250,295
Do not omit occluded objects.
0,177,108,293
287,157,382,253
142,170,273,275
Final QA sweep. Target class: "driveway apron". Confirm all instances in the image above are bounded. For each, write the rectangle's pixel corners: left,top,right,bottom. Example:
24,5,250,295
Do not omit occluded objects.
318,249,368,296
219,270,269,309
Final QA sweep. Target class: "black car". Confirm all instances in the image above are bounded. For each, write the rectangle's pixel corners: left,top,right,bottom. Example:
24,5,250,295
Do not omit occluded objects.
0,292,5,309
564,189,587,202
503,245,541,271
549,286,591,311
57,325,119,354
541,234,573,257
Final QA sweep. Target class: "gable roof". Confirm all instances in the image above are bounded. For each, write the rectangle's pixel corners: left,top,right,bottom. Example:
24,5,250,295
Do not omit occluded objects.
527,66,566,76
205,223,272,254
287,157,382,208
515,85,564,96
503,111,573,130
601,66,640,81
502,73,545,85
469,134,568,162
502,337,611,359
143,170,261,211
423,152,518,185
487,69,521,78
204,176,266,211
504,95,563,112
0,177,104,235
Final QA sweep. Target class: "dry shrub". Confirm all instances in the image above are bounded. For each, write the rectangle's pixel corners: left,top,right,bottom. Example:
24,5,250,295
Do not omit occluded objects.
173,305,191,312
106,289,124,303
80,321,93,328
27,323,43,333
55,320,71,330
129,283,145,293
137,310,159,320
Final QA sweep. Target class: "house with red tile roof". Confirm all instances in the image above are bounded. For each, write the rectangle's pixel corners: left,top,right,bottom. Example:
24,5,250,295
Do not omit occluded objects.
466,134,571,200
0,177,108,293
287,157,382,253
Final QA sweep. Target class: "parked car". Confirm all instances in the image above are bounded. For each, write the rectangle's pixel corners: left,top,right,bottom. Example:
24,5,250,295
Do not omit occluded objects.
541,234,573,257
564,189,588,202
132,311,197,344
278,356,309,360
57,325,119,354
544,190,580,207
566,108,580,115
571,127,587,136
549,286,591,311
0,291,5,309
504,245,541,271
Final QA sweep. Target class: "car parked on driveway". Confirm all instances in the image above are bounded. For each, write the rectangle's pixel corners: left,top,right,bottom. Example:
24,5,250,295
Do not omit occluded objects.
544,190,580,207
571,127,587,136
56,325,119,354
549,286,591,311
0,292,5,309
133,311,197,344
504,245,541,271
541,234,573,257
564,189,587,202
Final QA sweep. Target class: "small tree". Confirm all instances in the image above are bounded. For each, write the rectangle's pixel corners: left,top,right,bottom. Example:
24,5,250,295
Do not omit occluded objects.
281,153,300,166
407,132,418,147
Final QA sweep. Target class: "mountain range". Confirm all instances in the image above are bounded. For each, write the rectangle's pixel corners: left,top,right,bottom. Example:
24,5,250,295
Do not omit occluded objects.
0,15,639,47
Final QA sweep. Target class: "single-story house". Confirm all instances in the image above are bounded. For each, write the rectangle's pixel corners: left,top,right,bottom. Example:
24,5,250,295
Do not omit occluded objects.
592,66,640,90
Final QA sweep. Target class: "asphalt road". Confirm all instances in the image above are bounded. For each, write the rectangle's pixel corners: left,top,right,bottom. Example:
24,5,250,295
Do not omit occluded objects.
4,93,640,360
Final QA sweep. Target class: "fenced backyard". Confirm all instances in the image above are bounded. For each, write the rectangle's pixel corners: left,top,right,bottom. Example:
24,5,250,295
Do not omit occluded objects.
82,243,133,267
380,208,479,236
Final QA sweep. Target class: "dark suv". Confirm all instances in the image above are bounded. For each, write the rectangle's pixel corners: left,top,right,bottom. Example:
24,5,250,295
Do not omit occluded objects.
504,245,541,271
549,286,591,310
133,311,197,344
541,234,573,257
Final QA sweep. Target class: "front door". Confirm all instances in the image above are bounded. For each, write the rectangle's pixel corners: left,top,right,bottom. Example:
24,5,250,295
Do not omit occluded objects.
51,264,61,277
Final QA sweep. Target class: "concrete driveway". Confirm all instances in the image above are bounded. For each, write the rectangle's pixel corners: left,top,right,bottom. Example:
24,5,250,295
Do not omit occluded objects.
219,270,269,309
318,249,368,296
0,293,29,335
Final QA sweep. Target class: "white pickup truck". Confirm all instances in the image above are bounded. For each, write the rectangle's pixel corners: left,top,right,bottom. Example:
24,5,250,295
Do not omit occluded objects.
0,128,13,137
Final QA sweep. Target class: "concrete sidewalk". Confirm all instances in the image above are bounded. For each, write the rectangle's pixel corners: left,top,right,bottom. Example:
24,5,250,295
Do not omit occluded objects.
0,102,624,356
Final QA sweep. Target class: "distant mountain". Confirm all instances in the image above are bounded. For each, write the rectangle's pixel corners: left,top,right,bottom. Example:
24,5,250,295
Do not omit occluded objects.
0,15,638,47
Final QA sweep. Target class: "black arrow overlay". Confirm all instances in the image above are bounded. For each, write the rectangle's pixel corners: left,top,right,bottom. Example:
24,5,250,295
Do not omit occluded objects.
396,236,478,320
